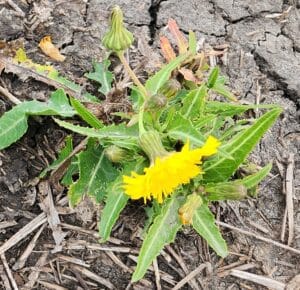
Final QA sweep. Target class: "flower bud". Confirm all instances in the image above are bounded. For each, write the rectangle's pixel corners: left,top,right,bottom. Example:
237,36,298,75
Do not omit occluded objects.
102,6,134,52
158,79,181,99
139,130,168,164
204,183,247,201
145,93,167,110
179,193,202,225
105,145,128,163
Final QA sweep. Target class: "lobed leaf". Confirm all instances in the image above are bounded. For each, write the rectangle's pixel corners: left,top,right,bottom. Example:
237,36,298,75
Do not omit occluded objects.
192,204,228,257
85,60,113,95
132,197,182,282
40,136,73,178
68,139,118,206
0,89,74,150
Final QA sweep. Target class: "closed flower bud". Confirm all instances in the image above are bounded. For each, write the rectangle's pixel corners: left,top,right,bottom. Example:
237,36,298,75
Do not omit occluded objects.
158,79,181,99
179,193,203,225
102,6,134,52
204,183,247,201
145,93,167,110
105,145,127,163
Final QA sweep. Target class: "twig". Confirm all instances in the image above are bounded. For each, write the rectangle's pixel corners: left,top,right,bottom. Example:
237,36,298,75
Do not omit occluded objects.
57,254,90,268
13,224,45,270
6,0,25,17
230,270,286,290
0,213,47,255
286,153,295,245
217,221,300,255
166,245,200,290
105,251,131,272
22,252,48,290
0,85,21,104
0,265,12,290
0,220,17,230
153,258,162,290
70,264,115,289
172,263,208,290
1,254,18,290
37,280,67,290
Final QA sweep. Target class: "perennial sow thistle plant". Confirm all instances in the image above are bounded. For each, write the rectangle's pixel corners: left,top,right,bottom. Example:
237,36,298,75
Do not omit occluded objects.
0,5,282,283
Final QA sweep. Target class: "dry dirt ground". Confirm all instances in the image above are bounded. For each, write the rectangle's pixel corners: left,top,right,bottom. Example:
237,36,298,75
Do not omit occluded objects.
0,0,300,289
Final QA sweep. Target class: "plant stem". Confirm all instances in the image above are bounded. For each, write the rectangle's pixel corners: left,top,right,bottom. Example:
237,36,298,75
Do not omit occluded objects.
117,51,149,100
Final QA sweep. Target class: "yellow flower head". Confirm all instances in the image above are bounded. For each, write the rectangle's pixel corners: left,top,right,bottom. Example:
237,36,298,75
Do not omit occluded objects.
123,136,220,203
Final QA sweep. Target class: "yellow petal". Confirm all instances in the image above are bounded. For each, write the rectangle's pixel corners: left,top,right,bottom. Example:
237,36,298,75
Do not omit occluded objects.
39,36,65,62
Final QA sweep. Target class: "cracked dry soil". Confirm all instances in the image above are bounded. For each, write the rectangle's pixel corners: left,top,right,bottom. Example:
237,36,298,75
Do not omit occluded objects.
0,0,299,289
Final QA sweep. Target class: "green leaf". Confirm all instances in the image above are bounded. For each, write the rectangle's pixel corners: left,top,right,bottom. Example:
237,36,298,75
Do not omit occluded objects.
40,136,73,178
0,89,75,150
205,101,278,117
192,204,228,257
98,177,128,241
188,31,197,54
203,108,282,183
68,139,118,206
166,113,205,146
207,66,219,88
145,53,188,95
132,197,182,282
61,158,78,186
181,85,207,119
70,97,103,129
54,119,139,149
0,107,28,150
238,163,272,191
85,60,113,95
98,159,146,241
211,83,237,101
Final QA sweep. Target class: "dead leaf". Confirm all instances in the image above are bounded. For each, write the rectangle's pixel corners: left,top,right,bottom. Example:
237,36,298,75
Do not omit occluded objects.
179,67,201,84
160,36,176,62
167,18,188,54
39,36,65,62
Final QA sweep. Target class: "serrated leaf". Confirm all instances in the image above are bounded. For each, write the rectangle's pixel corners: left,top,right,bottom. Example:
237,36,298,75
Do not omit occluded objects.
68,139,118,206
85,60,113,95
166,113,205,146
203,108,282,183
54,119,139,149
70,97,103,129
181,85,207,119
40,136,73,178
192,204,228,257
132,197,182,282
205,101,278,117
0,89,75,150
145,54,188,95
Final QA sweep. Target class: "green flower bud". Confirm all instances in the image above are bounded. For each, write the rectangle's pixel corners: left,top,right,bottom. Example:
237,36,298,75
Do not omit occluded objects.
102,6,134,52
145,93,167,110
203,183,247,201
105,145,128,163
139,130,168,164
158,79,181,99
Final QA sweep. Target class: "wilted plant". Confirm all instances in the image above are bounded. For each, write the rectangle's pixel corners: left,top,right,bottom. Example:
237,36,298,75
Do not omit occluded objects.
0,5,281,282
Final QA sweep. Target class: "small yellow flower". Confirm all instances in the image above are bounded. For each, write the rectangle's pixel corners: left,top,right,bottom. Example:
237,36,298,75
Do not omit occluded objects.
123,136,220,203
